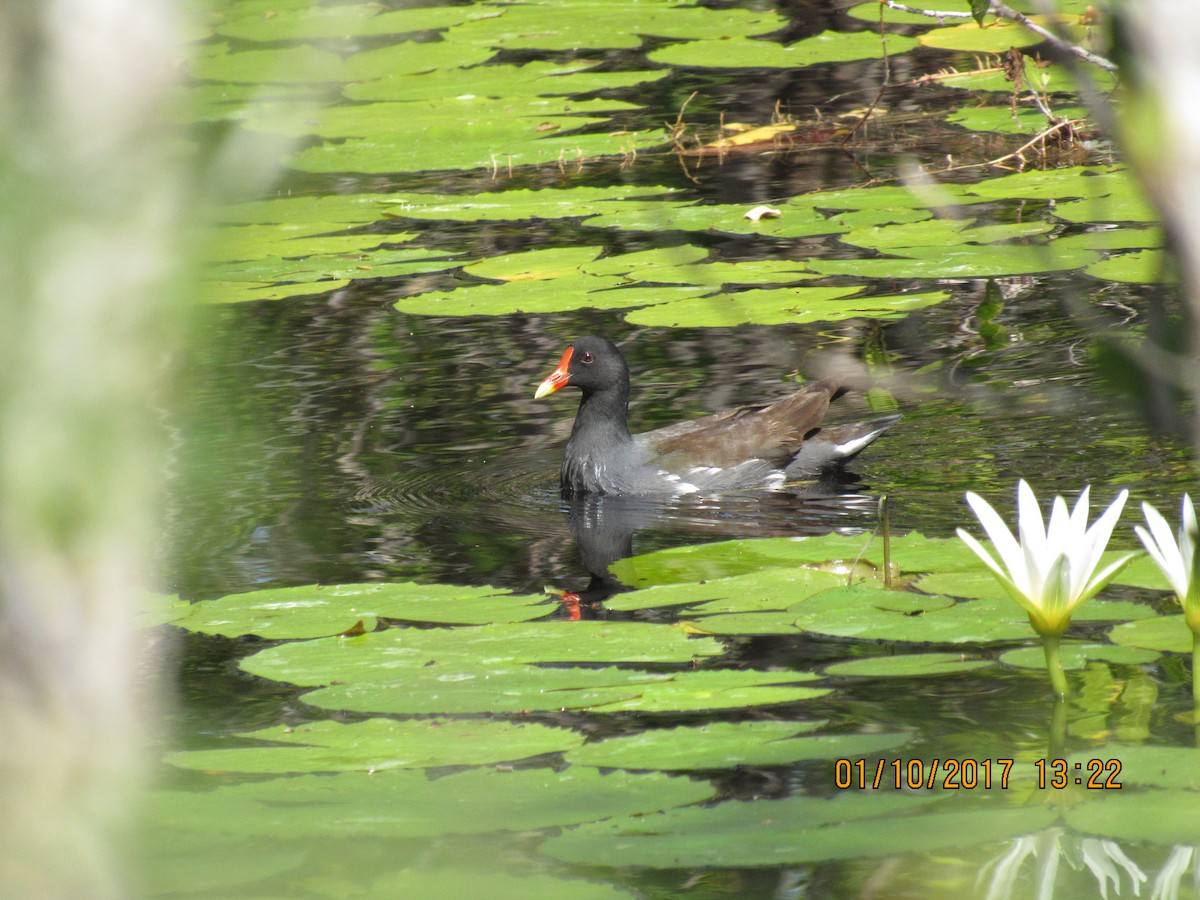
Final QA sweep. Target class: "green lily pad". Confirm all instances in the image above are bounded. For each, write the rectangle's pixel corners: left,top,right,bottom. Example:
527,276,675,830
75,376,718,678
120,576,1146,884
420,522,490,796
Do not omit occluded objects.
565,721,909,771
170,582,550,639
204,279,348,304
303,666,829,716
611,533,993,589
276,95,662,174
544,796,1055,867
840,217,1052,251
243,621,725,685
624,285,864,327
649,30,919,69
789,585,1147,644
371,869,633,900
824,652,993,678
189,41,349,84
465,245,602,281
810,242,1100,279
958,165,1127,201
152,766,715,840
395,280,704,317
216,4,475,42
447,1,790,53
1070,744,1200,791
303,666,676,715
1065,790,1200,845
1054,227,1163,251
381,186,684,223
605,566,880,615
348,61,670,104
998,642,1161,671
1053,182,1160,224
1086,249,1172,283
1108,615,1192,654
948,104,1088,134
586,255,815,288
165,718,583,775
919,17,1074,52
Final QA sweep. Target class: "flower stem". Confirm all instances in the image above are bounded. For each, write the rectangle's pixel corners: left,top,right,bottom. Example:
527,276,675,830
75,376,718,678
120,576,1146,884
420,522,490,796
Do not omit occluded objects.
1192,631,1200,709
1042,634,1069,698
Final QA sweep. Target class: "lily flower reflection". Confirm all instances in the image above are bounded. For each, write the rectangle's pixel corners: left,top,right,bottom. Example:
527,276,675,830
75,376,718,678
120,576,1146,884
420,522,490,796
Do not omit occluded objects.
957,481,1132,696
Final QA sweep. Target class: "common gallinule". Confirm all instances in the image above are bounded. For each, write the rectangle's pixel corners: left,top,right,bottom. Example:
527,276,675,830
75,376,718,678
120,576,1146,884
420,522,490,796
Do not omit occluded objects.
534,336,900,497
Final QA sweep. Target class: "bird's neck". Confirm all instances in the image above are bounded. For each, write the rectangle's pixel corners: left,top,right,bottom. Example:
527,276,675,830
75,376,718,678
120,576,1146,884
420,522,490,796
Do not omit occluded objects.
571,384,632,445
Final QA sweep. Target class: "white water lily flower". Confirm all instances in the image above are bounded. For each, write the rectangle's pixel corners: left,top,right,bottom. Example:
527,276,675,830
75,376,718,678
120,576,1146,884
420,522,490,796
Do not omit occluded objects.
1135,495,1200,632
956,480,1132,637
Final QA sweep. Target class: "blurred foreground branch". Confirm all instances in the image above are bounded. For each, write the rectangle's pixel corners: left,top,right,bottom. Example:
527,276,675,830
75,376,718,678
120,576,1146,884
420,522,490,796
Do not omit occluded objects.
0,0,188,895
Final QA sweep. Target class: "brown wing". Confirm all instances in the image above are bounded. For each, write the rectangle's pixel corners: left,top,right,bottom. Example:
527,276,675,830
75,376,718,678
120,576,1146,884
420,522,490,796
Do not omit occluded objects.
642,378,843,469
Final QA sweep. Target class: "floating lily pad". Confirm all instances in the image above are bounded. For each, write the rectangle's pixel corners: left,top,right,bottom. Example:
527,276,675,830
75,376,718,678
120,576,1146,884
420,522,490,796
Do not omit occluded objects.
624,285,865,327
1086,249,1171,283
948,104,1088,134
544,796,1055,867
1053,227,1163,251
395,280,704,317
604,566,880,615
276,95,662,174
810,242,1100,279
565,721,909,771
165,718,583,774
152,766,715,840
958,165,1122,201
371,869,633,900
612,533,995,589
169,582,549,639
1069,744,1200,791
919,17,1075,52
1108,615,1192,654
448,1,790,53
587,255,815,288
243,621,724,685
841,217,1052,251
303,666,676,715
649,30,919,69
348,61,670,104
204,279,347,304
189,41,348,84
381,186,683,223
788,585,1147,644
999,642,1161,671
825,652,993,678
465,245,603,281
303,666,828,716
1065,790,1200,845
216,3,476,42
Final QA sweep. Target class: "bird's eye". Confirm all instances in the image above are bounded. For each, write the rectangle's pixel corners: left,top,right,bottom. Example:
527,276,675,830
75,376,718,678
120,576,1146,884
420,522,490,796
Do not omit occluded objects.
581,351,594,364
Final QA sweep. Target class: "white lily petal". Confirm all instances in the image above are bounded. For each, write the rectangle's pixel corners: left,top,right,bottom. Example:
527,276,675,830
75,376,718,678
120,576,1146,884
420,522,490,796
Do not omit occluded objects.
1141,501,1189,597
1081,552,1138,604
965,492,1030,596
1134,524,1182,595
957,528,1042,620
1072,490,1127,599
1181,494,1197,577
1017,480,1047,541
1046,492,1074,551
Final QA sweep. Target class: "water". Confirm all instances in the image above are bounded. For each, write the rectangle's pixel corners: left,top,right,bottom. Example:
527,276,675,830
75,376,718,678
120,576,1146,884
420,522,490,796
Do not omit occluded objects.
154,4,1200,895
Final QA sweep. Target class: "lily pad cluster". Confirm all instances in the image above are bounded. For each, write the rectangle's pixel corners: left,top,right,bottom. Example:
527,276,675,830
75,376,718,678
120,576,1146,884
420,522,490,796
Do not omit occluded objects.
185,0,1164,313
